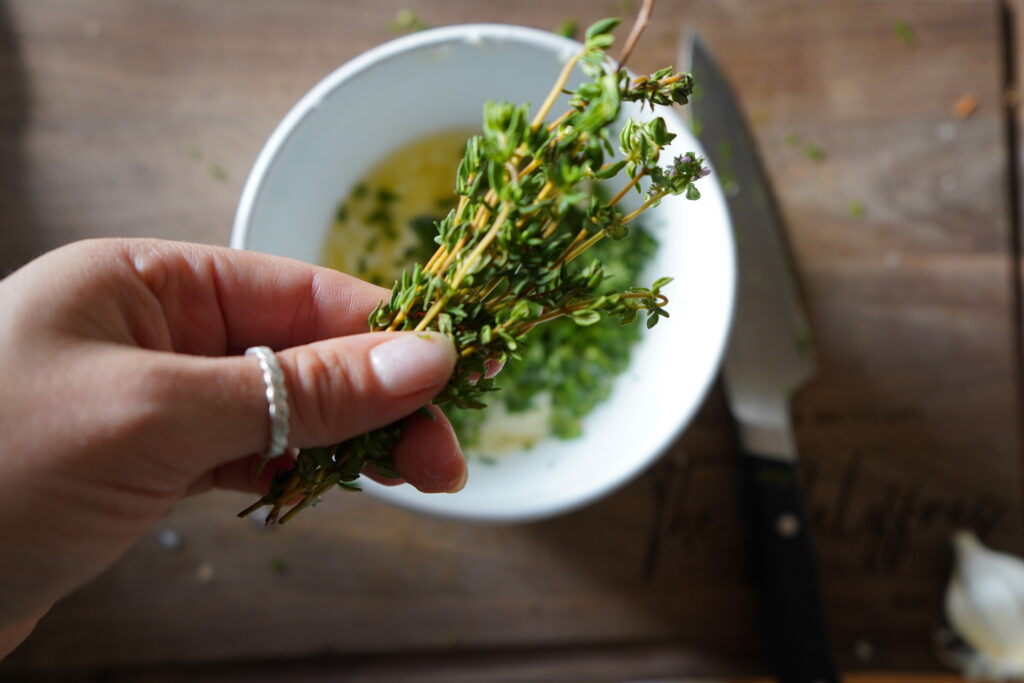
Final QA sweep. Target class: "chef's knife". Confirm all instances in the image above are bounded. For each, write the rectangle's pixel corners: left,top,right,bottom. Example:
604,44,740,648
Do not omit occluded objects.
684,34,839,683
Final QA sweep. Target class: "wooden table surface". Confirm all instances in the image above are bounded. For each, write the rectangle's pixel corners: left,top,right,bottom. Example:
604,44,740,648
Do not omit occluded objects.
2,0,1022,680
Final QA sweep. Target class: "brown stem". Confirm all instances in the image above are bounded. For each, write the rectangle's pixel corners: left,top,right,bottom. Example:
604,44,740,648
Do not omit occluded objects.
616,0,655,72
532,54,582,129
266,502,283,525
561,226,590,260
279,480,334,525
237,498,268,518
414,203,512,332
547,109,573,132
562,231,606,265
559,189,665,266
540,218,560,240
622,191,664,223
472,276,505,305
424,245,445,273
454,193,470,222
510,291,668,337
461,286,668,359
436,235,466,274
608,169,647,207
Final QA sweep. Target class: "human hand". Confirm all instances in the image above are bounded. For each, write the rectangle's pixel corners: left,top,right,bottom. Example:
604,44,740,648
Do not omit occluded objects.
0,238,466,656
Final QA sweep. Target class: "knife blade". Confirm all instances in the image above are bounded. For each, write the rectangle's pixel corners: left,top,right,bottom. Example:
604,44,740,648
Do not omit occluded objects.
684,33,839,683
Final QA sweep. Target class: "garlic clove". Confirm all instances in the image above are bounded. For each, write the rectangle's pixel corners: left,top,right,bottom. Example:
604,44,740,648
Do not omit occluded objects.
945,530,1024,672
946,579,998,657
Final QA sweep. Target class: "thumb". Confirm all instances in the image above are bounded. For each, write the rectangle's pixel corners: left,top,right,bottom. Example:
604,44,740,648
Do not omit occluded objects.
155,331,457,473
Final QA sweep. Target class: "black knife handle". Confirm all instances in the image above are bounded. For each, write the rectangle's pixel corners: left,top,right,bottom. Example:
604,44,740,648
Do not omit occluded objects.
740,454,840,683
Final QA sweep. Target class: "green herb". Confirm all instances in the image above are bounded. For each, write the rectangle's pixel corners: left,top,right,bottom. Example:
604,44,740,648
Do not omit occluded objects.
893,20,914,46
784,134,824,163
364,189,401,240
270,557,288,575
404,214,439,262
435,196,458,212
335,203,349,223
444,189,658,450
208,163,229,182
555,19,578,39
848,200,865,219
377,187,399,205
391,9,428,34
240,12,709,526
803,143,825,162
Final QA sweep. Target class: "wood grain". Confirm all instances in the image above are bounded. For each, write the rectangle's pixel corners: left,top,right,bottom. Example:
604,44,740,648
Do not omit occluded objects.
0,0,1021,678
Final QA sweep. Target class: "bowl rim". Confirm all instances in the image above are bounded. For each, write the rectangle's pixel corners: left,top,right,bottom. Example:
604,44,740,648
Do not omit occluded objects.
231,23,737,523
233,23,590,250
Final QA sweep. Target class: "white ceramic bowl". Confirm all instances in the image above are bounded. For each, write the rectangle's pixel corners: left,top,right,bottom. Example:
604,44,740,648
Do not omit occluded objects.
232,24,735,523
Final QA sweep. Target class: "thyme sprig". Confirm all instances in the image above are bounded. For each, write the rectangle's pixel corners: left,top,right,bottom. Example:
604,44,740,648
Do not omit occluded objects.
239,15,709,525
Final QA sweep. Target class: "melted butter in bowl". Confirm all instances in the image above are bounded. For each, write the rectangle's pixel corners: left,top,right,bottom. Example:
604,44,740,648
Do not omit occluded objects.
322,128,472,286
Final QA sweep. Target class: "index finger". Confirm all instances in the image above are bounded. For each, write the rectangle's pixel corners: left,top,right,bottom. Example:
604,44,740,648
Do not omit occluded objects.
124,239,390,355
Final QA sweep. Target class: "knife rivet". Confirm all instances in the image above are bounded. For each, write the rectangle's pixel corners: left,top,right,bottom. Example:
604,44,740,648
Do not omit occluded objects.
775,512,800,538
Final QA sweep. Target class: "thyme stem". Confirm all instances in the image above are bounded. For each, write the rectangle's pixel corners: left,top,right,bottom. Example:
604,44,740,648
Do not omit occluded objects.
531,54,582,129
414,203,512,332
616,0,655,71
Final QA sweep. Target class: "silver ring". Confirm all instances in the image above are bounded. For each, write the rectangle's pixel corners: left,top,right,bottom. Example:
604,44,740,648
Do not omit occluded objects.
245,345,290,459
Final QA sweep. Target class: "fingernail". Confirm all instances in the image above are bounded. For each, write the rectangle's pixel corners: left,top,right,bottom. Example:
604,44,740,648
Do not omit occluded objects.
448,465,468,493
370,333,456,397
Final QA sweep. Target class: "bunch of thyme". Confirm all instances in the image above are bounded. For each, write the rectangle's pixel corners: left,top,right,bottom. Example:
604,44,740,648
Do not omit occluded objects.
240,14,709,525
